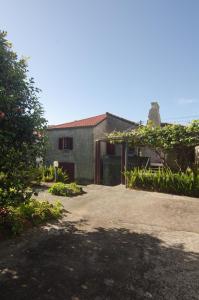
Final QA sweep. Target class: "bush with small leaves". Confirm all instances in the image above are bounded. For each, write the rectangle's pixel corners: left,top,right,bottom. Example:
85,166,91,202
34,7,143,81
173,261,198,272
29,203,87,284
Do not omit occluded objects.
48,182,83,197
0,199,63,235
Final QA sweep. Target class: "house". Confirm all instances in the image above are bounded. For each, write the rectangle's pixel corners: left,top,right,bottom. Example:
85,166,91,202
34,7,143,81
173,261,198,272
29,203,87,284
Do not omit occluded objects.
46,112,137,184
46,103,197,185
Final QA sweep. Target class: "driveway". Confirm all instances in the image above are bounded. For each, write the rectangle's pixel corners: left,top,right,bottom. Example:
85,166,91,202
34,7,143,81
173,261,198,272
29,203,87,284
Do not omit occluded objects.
0,185,199,300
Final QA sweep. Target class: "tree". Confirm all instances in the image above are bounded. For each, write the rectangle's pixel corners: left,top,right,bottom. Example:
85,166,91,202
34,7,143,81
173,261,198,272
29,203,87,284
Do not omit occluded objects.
108,121,199,170
0,31,47,205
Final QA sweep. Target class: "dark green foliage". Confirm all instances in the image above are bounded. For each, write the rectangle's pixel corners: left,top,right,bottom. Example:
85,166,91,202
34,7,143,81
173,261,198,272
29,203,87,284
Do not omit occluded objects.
125,168,199,197
0,168,42,206
0,31,47,204
109,121,199,170
0,199,63,235
40,165,68,183
49,182,83,197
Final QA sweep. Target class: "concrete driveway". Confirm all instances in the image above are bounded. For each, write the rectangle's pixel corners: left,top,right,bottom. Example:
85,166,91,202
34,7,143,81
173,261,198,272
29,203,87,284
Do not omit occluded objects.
0,185,199,300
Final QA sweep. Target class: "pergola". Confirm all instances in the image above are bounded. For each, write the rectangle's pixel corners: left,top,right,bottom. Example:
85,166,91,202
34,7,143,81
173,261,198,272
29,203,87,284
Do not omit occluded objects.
94,137,134,187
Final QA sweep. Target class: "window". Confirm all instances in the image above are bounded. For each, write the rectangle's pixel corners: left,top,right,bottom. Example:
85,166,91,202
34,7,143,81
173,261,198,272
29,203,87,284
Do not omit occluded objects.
58,137,73,150
106,142,115,155
64,137,73,150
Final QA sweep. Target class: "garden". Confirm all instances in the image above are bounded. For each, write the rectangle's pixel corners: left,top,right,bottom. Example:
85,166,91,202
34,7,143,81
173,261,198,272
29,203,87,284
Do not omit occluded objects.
125,168,199,197
109,119,199,197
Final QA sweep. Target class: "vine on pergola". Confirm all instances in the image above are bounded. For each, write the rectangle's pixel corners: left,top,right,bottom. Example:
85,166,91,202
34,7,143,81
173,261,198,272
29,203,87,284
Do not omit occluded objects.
108,120,199,170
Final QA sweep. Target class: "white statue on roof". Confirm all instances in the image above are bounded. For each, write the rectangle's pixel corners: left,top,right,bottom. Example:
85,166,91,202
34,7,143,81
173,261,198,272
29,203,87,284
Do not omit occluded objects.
148,101,161,127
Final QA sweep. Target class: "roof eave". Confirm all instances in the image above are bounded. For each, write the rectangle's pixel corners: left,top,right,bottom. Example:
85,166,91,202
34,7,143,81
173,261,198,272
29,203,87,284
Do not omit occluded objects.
47,124,96,130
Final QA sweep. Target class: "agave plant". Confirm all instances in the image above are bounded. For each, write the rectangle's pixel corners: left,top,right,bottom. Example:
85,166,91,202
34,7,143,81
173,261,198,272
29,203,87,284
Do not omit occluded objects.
125,167,199,197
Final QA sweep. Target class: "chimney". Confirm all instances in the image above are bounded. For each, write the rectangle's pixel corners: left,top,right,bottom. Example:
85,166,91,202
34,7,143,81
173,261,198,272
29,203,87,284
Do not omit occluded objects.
148,101,161,126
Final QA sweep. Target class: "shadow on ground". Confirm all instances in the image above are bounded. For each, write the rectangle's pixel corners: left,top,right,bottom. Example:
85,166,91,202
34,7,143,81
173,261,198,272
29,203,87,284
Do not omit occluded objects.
0,221,199,300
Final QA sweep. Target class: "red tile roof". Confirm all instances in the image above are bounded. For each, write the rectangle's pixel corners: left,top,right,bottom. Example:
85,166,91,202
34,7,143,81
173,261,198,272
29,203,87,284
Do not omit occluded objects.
49,113,107,129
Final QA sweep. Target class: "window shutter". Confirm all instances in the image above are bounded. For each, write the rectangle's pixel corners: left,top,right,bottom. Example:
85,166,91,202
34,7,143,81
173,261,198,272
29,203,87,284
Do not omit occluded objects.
69,137,73,150
58,138,63,150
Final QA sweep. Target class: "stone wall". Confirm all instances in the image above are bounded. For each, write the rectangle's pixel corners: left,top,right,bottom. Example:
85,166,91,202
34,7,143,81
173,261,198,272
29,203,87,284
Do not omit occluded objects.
107,113,137,133
93,113,137,166
93,113,137,141
102,156,121,186
45,127,94,183
94,114,137,185
102,155,149,186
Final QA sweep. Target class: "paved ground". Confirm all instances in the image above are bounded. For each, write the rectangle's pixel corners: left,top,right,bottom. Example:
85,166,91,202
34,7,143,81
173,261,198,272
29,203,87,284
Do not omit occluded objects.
0,185,199,300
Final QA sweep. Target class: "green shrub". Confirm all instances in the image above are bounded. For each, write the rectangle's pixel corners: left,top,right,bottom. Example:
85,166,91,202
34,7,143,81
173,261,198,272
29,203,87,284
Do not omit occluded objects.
56,167,69,183
0,199,63,235
0,31,47,208
40,165,68,183
0,169,41,206
49,182,83,197
125,168,199,197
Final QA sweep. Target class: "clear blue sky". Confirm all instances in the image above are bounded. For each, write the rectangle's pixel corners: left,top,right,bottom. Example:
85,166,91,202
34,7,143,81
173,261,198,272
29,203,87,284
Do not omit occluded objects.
1,0,199,124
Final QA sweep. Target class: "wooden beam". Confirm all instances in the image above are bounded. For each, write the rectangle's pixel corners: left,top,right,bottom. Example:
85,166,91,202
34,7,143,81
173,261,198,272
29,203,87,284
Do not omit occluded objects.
95,140,101,184
121,143,125,184
124,141,128,187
